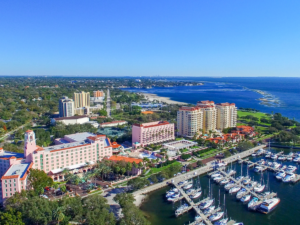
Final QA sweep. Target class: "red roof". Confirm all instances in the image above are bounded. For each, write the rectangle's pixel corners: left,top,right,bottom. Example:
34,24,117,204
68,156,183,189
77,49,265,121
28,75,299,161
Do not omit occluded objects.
108,155,142,164
111,142,121,149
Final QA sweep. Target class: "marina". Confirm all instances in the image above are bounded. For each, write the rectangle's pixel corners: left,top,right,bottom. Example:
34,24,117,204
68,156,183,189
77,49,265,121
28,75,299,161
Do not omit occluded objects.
140,146,300,225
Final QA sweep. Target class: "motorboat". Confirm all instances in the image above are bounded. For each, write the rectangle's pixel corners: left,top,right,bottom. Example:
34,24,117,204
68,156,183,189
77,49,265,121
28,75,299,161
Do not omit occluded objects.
242,177,251,185
251,153,257,157
285,165,297,173
287,157,293,161
167,196,178,202
293,157,300,162
186,189,195,195
267,162,273,166
240,194,251,203
254,166,264,173
183,183,193,190
265,153,271,158
272,162,281,169
209,212,224,222
275,170,286,180
282,173,295,183
213,176,224,182
236,176,244,181
178,180,188,186
278,156,286,161
227,170,236,176
214,218,229,225
229,186,241,194
211,172,221,178
171,192,180,198
175,203,189,215
203,205,216,215
257,198,280,214
248,197,259,208
224,180,235,188
254,184,265,193
236,188,247,199
271,154,278,160
220,179,229,185
166,191,177,198
195,214,202,221
191,191,202,199
281,165,287,170
199,199,214,210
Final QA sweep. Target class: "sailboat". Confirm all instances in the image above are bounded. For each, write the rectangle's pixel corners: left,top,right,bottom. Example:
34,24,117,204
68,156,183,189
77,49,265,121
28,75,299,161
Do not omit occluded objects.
254,172,265,193
214,194,229,225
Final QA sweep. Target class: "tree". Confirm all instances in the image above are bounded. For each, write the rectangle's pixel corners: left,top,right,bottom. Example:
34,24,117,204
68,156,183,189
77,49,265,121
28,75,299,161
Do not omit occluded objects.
197,160,204,167
236,141,254,152
60,185,67,193
113,193,135,207
0,209,24,225
28,169,53,194
53,207,65,225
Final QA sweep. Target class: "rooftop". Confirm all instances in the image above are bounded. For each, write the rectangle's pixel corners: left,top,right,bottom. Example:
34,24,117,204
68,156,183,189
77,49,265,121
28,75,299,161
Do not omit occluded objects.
2,162,31,179
55,116,88,121
108,155,142,164
100,120,127,125
0,151,24,160
64,132,95,142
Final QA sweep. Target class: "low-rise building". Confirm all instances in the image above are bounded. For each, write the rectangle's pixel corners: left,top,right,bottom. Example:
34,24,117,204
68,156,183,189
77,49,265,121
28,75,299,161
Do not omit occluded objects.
99,121,128,128
51,116,89,125
132,121,175,147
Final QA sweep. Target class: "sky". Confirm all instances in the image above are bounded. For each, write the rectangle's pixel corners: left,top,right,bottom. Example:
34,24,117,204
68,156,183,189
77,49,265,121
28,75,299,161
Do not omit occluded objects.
0,0,300,77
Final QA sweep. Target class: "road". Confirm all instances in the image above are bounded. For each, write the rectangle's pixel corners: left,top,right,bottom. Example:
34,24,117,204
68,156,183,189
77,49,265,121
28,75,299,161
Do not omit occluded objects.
0,122,30,142
106,89,111,117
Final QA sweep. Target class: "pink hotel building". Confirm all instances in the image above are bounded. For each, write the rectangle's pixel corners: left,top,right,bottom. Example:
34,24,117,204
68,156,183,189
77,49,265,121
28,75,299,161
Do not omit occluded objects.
132,121,175,147
0,130,112,203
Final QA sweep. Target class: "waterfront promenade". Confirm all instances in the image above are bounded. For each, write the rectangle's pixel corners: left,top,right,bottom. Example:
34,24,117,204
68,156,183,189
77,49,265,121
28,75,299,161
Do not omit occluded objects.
133,145,266,206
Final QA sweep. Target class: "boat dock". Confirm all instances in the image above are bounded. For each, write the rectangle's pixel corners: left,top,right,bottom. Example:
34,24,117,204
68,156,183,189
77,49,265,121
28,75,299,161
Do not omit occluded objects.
173,182,237,225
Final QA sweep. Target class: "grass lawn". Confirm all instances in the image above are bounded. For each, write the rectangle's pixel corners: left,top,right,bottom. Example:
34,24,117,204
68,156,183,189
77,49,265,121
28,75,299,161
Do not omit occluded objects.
147,161,182,176
180,149,189,153
238,111,270,119
176,137,184,141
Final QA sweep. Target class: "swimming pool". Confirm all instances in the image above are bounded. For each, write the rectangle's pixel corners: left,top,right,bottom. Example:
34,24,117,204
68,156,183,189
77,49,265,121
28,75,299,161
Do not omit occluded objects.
139,153,157,160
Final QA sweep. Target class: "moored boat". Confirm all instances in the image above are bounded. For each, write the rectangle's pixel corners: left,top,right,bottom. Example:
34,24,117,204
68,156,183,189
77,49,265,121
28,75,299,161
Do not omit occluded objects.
257,198,280,214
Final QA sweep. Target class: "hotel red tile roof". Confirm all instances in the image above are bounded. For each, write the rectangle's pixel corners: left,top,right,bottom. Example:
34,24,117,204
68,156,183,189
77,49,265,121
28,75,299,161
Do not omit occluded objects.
141,111,154,114
111,142,121,149
108,155,142,164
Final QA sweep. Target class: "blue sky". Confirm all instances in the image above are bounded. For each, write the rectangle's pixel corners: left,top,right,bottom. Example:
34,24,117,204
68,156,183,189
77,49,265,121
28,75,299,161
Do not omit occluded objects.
0,0,299,77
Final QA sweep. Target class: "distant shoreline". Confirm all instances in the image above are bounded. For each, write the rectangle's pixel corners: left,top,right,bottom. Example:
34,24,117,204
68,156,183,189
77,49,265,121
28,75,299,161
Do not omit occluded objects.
138,92,188,105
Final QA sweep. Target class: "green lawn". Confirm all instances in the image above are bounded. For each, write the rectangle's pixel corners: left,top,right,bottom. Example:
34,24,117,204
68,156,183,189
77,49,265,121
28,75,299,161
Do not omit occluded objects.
237,111,269,119
146,161,182,177
180,148,189,153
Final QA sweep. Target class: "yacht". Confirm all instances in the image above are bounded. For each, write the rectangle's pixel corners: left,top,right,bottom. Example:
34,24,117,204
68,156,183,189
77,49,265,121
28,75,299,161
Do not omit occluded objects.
211,172,221,178
242,177,251,185
285,165,297,173
241,194,251,203
213,176,224,182
281,165,287,170
267,162,273,166
214,218,229,225
183,183,193,190
186,189,195,195
229,186,241,194
203,205,216,215
275,170,286,180
254,166,264,173
278,156,286,161
175,203,189,215
293,157,300,162
236,176,244,181
199,199,214,210
236,188,247,199
254,184,265,193
257,198,280,214
252,153,257,157
227,170,236,176
209,212,224,222
272,162,281,169
166,191,177,198
220,179,229,185
248,197,259,208
282,173,295,183
178,180,188,186
195,214,202,221
271,154,278,160
265,153,271,158
191,191,202,199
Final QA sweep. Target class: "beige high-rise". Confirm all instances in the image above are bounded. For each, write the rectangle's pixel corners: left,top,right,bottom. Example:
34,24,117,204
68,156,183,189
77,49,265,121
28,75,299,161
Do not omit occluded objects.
93,90,104,97
73,91,90,108
177,107,203,137
216,103,237,130
197,101,217,133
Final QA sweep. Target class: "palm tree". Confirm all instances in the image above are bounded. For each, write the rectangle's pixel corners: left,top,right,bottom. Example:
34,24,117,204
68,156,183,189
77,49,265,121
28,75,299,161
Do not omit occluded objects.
53,207,65,225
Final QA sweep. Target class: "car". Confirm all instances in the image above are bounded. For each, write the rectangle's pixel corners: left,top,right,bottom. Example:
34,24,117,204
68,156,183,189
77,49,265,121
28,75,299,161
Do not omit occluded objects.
44,187,50,191
56,191,63,196
105,193,111,197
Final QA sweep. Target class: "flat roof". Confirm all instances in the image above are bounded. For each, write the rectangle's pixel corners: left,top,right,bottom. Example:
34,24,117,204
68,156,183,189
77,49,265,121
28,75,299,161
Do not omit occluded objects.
64,132,96,142
43,140,90,152
55,116,88,121
0,151,24,160
4,162,31,178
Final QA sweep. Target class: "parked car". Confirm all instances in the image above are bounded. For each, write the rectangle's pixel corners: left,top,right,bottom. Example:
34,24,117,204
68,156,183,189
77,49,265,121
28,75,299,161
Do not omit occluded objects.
44,187,50,191
56,191,63,196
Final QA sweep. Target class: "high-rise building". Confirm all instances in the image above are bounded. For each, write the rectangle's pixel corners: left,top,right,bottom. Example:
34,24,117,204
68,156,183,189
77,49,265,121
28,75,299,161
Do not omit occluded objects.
197,101,217,133
216,103,237,130
73,91,90,108
177,106,203,137
59,96,74,117
132,121,174,147
93,90,104,98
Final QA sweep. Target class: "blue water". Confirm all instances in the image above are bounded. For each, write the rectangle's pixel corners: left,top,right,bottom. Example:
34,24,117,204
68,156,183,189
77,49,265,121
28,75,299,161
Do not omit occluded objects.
122,77,300,121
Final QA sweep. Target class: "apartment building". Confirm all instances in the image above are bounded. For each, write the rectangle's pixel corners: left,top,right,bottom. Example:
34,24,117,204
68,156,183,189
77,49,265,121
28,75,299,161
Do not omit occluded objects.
73,91,90,108
197,101,217,133
216,103,237,130
177,100,237,137
0,130,112,203
177,106,203,137
59,96,74,117
132,121,175,147
93,90,104,97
